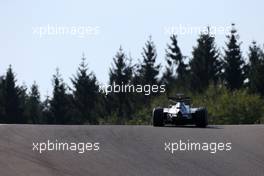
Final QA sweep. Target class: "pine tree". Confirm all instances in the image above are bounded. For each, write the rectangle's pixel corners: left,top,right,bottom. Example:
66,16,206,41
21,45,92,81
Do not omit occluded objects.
248,41,264,95
18,83,28,123
1,66,23,123
27,82,42,124
50,68,70,124
138,36,160,85
109,47,133,85
108,47,133,123
223,24,245,90
0,76,5,123
71,55,99,124
163,34,188,90
190,27,220,92
42,93,52,124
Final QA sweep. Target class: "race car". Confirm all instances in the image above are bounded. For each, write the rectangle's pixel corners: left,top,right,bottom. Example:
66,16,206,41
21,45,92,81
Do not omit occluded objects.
152,94,208,127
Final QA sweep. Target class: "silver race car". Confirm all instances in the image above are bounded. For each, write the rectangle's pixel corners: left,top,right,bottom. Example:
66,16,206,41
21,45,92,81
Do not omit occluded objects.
152,94,208,127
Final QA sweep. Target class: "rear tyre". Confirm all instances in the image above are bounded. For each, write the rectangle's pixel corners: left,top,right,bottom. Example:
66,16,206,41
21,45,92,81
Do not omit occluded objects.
153,108,164,127
194,108,208,128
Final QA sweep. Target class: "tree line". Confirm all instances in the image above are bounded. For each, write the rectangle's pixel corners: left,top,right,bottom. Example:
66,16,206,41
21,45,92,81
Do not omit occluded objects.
1,24,264,124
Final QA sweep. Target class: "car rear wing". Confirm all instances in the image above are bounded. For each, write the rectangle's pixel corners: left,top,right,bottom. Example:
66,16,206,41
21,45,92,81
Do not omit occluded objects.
168,94,191,104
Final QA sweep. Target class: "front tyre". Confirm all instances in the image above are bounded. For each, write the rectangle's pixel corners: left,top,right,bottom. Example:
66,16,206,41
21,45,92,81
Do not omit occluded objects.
153,108,164,127
194,108,208,128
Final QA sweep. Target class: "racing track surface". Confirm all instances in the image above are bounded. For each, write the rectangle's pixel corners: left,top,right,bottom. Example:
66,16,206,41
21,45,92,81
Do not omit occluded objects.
0,125,263,176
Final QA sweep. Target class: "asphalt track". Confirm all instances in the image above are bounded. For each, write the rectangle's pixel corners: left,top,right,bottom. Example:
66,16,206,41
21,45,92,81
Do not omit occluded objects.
0,125,263,176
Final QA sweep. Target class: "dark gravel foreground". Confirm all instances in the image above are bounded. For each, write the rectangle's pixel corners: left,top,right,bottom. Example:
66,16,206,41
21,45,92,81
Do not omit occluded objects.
0,124,263,176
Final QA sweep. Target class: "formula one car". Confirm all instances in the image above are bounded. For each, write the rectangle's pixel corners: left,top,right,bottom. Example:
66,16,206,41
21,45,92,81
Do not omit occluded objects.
152,94,208,127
